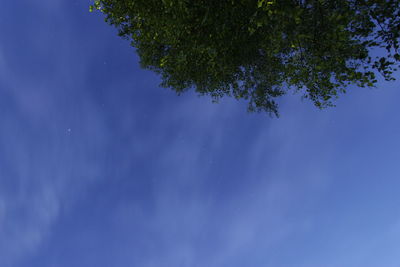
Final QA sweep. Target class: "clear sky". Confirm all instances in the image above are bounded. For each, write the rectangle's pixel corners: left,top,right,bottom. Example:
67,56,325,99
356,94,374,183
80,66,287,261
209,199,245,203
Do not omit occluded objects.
1,1,400,267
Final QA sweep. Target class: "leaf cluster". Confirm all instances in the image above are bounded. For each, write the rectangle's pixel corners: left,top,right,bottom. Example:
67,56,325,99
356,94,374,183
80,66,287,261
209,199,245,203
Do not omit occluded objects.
91,0,400,115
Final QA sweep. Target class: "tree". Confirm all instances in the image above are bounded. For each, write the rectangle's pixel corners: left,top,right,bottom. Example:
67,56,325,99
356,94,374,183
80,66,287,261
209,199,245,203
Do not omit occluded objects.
91,0,400,115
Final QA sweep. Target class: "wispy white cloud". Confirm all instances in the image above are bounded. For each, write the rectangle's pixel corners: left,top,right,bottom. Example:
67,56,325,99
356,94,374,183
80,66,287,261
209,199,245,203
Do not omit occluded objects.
103,93,334,267
0,16,110,264
3,1,387,266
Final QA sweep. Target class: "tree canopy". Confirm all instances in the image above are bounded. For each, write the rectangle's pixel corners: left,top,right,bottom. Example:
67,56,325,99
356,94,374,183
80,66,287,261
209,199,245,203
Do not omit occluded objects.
91,0,400,115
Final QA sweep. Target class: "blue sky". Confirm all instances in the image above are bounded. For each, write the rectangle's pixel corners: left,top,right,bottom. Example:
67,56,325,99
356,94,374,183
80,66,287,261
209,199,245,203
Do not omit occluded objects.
1,1,400,267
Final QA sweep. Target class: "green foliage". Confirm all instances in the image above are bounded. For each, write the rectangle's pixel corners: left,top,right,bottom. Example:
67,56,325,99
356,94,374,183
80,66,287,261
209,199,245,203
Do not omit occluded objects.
91,0,400,115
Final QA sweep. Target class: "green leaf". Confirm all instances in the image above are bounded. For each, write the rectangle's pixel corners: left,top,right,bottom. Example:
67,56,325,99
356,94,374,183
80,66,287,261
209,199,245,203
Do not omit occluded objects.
92,0,400,115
